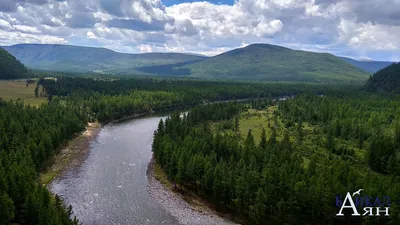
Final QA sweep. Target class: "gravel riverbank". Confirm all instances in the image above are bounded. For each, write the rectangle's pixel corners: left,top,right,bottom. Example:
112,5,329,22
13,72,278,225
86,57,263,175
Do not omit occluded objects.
42,122,101,185
147,157,239,225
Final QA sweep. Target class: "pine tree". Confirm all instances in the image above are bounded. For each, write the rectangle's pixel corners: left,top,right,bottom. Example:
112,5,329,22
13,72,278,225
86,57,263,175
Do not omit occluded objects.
0,193,14,224
259,128,267,150
297,121,304,144
234,116,239,132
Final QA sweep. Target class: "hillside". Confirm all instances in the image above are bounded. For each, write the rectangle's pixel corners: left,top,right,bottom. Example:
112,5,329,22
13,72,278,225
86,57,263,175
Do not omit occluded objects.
2,44,206,74
180,44,370,83
2,43,374,83
0,47,31,79
363,62,400,93
340,57,393,73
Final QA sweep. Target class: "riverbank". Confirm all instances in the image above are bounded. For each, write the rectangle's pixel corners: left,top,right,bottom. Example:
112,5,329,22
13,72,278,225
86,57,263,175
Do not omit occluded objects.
147,156,239,225
40,122,101,185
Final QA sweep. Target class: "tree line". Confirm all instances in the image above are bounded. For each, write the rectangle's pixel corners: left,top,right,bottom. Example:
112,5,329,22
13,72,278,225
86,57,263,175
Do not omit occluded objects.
0,48,31,79
0,76,334,224
152,97,400,225
279,94,400,176
0,100,87,225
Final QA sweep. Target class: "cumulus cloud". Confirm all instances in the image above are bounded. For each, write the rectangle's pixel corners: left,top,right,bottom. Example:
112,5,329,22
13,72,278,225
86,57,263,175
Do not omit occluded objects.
0,0,398,60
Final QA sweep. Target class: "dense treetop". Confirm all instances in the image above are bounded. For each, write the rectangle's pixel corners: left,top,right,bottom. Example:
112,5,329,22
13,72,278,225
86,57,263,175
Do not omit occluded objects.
0,100,86,225
152,94,400,225
0,48,31,79
364,62,400,93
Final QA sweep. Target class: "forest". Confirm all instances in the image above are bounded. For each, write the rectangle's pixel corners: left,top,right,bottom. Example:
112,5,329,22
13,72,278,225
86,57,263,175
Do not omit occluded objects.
152,93,400,225
0,48,31,79
0,101,86,224
1,76,341,225
1,70,399,225
38,77,341,122
363,62,400,93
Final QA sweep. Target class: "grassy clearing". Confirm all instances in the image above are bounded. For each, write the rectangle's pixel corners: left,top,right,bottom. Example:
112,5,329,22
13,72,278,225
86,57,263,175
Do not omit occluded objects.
214,106,367,169
215,106,285,144
0,80,47,107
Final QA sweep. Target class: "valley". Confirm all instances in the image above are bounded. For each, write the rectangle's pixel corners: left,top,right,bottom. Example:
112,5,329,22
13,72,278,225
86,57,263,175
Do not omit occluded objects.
0,42,399,225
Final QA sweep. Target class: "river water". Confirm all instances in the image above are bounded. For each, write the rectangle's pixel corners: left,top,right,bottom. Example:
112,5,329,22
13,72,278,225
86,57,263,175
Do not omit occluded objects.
50,98,294,225
50,114,180,225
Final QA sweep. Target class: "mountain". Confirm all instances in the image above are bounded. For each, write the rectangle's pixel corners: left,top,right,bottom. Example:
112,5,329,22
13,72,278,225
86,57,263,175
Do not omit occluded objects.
0,47,31,79
363,62,400,93
178,44,369,83
2,43,372,83
340,57,393,73
1,44,206,74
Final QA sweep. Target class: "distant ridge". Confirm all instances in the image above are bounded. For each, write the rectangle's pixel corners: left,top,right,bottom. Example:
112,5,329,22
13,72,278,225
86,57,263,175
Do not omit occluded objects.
2,43,376,84
2,44,206,74
340,57,393,73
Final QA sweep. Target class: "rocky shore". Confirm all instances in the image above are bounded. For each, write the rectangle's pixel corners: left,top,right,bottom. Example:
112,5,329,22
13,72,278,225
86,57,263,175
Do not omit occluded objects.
147,157,239,225
41,122,101,186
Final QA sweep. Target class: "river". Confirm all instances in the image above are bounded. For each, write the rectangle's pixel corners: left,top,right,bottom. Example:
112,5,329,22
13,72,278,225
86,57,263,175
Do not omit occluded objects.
49,97,296,224
50,114,180,225
50,112,237,225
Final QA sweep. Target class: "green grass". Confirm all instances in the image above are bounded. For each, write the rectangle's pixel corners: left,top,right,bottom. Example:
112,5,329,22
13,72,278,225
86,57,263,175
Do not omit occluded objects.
153,163,173,190
0,80,47,106
215,106,286,144
40,171,57,186
214,106,369,169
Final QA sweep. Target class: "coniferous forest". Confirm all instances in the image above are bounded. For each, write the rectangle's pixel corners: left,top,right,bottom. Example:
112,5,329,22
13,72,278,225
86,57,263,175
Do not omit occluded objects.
0,70,399,225
152,94,400,225
0,76,338,225
0,101,85,224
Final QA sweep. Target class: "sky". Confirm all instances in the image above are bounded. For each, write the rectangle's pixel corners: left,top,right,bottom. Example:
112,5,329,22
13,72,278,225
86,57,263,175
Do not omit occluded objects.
0,0,399,61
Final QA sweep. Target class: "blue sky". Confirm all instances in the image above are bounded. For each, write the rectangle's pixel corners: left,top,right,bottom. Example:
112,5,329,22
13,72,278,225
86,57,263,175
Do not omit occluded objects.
0,0,399,61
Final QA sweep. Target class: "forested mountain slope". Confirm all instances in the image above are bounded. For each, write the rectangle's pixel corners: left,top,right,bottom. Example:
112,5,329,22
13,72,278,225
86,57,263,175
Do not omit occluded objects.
340,57,393,73
364,62,400,93
0,47,31,79
2,44,206,74
181,44,369,83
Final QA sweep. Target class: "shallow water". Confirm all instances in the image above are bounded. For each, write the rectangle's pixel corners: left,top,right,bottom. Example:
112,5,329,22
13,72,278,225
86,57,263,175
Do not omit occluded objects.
50,115,179,225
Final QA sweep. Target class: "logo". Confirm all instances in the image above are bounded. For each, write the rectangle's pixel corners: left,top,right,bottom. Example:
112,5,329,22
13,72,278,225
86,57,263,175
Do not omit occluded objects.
336,189,390,217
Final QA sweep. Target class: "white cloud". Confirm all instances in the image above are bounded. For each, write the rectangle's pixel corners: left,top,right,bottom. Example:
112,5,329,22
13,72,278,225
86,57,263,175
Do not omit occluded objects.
138,44,153,52
0,29,68,45
339,19,400,50
0,0,398,60
86,31,96,39
14,25,40,33
0,18,12,29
